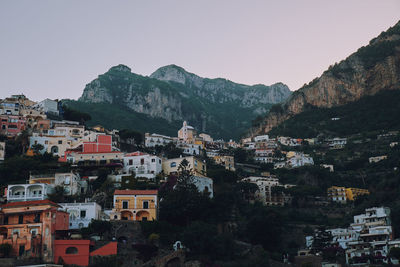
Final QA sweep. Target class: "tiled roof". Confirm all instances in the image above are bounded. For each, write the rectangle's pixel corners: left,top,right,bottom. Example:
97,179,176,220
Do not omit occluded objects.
114,189,158,195
1,199,59,208
124,151,149,157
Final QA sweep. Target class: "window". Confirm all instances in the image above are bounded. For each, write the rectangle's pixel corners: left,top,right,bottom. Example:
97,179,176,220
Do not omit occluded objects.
143,201,149,209
129,159,133,165
80,210,86,218
170,162,176,168
151,158,155,163
58,140,62,144
140,158,144,165
31,229,37,237
122,201,128,209
4,216,8,225
66,247,78,254
18,215,23,224
34,213,40,223
13,229,20,236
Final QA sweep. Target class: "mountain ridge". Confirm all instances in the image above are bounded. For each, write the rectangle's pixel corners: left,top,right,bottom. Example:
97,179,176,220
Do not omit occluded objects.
251,20,400,136
75,64,291,139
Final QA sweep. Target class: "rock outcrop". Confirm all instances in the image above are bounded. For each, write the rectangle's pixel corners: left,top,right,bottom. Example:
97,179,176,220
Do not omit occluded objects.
78,64,291,139
252,20,400,135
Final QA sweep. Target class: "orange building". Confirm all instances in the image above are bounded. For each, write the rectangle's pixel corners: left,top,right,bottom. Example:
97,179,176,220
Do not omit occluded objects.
0,200,69,262
54,240,117,266
111,190,158,221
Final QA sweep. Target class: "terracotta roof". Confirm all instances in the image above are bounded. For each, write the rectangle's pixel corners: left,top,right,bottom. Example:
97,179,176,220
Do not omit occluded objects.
124,151,148,157
1,199,60,208
114,189,158,195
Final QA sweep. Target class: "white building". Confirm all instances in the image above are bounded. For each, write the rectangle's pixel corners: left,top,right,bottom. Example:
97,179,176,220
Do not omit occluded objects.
122,151,162,179
286,153,314,168
179,143,202,156
7,183,54,202
241,176,293,206
254,135,269,142
55,172,86,195
254,149,274,163
29,124,85,157
369,155,388,163
59,202,104,229
35,98,59,115
145,133,176,147
0,141,5,161
326,137,347,149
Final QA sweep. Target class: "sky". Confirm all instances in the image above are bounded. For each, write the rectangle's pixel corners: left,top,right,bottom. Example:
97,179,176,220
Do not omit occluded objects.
0,1,399,102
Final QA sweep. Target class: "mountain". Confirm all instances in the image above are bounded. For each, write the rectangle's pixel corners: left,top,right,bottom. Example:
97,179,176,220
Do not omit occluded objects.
251,20,400,136
70,64,291,139
268,89,400,138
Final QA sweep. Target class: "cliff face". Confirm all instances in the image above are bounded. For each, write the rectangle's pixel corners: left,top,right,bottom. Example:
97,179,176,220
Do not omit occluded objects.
253,21,400,135
78,64,291,139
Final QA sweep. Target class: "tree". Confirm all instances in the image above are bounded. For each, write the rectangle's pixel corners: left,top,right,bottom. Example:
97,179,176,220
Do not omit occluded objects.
87,220,112,237
0,243,12,257
389,247,400,260
31,143,44,154
236,182,258,203
62,105,91,124
47,186,66,203
176,159,194,189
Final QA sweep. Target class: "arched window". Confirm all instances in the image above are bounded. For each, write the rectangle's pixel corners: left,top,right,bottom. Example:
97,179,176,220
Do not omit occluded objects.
65,247,78,254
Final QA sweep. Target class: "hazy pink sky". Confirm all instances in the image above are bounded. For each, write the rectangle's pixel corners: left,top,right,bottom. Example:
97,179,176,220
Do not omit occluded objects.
0,1,399,101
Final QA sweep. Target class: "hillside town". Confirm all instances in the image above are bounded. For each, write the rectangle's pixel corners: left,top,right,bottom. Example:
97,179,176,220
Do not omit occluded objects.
1,93,400,267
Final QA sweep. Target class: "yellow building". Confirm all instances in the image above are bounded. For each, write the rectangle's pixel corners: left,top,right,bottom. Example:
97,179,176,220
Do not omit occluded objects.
111,189,158,221
327,186,369,203
178,121,196,143
29,174,55,184
213,155,235,171
346,187,369,201
162,156,206,177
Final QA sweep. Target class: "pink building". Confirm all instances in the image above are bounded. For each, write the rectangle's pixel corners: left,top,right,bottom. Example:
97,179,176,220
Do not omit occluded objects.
0,115,26,136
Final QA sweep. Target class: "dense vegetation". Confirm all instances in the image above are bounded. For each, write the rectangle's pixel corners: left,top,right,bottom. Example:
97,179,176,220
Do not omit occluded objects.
269,89,400,138
68,64,286,140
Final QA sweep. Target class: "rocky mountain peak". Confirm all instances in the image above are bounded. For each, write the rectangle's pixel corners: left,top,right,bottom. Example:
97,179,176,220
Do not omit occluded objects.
250,20,400,136
109,64,132,73
150,64,204,88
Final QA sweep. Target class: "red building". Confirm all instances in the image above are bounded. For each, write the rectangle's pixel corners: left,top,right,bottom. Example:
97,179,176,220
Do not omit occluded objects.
0,115,26,136
54,240,117,266
59,135,117,163
83,135,112,153
0,200,69,262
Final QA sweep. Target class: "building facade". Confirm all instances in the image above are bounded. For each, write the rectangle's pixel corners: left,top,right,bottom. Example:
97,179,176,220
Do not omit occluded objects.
162,156,207,177
59,202,103,229
0,200,69,262
122,152,162,179
111,190,158,221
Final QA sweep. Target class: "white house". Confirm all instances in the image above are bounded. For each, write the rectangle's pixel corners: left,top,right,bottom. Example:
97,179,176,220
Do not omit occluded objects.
34,98,59,115
59,202,104,229
55,172,86,195
178,143,202,156
7,183,54,202
254,135,269,142
145,133,176,147
122,151,162,179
